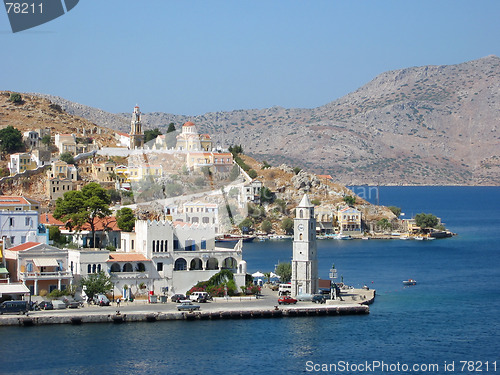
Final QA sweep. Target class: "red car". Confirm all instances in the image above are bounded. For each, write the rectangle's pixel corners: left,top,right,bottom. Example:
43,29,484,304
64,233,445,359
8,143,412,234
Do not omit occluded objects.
278,295,297,305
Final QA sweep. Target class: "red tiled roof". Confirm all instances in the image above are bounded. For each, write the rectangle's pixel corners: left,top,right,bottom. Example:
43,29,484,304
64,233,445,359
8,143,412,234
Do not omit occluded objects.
80,217,120,231
39,214,65,226
0,196,31,206
183,121,195,127
8,242,41,252
318,174,333,180
107,253,149,262
116,131,130,137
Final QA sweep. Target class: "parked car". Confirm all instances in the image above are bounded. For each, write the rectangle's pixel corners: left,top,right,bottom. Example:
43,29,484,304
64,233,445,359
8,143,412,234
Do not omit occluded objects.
296,293,313,301
51,300,67,309
37,301,54,310
171,294,186,303
93,294,110,306
189,292,211,303
278,296,297,305
312,294,326,304
176,300,201,311
0,300,29,315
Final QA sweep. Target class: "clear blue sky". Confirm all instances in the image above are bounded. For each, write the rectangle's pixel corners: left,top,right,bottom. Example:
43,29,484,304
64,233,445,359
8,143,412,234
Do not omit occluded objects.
1,1,499,115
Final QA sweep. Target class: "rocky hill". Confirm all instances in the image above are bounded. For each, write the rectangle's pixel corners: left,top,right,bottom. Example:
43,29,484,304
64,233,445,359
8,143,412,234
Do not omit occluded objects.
30,56,500,185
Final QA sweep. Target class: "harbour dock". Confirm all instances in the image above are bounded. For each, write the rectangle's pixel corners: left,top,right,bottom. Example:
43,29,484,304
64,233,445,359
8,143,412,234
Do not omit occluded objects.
0,288,375,327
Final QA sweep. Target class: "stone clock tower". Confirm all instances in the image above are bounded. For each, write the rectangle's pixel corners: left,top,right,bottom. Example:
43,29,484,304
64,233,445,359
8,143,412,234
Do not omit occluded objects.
291,194,318,297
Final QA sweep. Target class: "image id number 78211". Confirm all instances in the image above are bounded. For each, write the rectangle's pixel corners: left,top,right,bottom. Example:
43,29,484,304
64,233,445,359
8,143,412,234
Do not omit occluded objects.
460,361,497,372
5,2,43,14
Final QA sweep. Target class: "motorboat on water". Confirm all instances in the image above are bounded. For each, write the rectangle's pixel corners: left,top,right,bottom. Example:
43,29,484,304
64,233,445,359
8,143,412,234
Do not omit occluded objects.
403,279,417,286
215,235,255,243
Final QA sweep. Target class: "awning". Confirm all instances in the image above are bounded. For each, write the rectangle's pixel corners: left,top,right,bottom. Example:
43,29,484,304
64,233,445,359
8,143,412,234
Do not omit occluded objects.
33,258,59,267
0,283,30,297
0,267,8,274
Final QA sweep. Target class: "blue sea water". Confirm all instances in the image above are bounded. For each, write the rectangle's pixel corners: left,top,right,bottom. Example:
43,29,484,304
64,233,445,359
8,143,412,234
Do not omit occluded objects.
1,187,499,375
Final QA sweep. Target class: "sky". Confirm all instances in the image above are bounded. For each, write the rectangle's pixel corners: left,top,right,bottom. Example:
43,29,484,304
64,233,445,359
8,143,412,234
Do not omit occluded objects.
1,0,500,115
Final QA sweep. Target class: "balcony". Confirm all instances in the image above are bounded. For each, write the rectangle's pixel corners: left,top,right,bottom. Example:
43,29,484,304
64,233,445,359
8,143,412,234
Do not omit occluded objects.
21,271,73,280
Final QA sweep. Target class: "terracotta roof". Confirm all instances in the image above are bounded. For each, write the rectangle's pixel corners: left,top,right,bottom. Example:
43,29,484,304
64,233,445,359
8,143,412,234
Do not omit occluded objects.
0,196,31,206
183,121,195,127
80,217,120,231
173,221,192,227
318,174,333,180
107,253,149,262
116,131,130,137
39,213,65,226
7,242,41,252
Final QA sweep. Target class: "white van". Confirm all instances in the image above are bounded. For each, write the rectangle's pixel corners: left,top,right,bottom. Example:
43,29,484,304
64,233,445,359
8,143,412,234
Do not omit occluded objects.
278,283,292,296
189,292,210,302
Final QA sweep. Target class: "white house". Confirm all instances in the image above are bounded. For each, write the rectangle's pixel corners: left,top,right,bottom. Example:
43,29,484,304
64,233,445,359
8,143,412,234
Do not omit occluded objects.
118,219,247,295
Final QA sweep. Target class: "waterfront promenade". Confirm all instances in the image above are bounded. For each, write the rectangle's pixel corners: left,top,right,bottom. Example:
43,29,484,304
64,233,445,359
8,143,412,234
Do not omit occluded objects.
0,287,375,326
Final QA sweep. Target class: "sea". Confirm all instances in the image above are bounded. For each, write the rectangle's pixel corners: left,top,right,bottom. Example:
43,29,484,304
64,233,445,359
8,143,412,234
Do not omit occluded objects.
2,187,499,375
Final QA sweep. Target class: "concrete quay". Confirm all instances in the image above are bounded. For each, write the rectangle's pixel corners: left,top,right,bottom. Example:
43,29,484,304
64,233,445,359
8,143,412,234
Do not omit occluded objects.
0,288,375,327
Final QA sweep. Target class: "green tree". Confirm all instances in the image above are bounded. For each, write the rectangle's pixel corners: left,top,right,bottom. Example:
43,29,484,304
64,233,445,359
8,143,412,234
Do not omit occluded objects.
311,198,321,206
248,169,258,179
293,166,302,175
49,226,68,246
59,152,75,165
274,198,287,214
80,271,113,300
281,217,294,234
9,92,22,103
260,186,274,203
229,165,240,181
166,123,176,133
144,128,162,143
41,134,51,146
116,207,135,232
377,218,392,231
261,161,272,169
415,213,439,229
275,262,292,283
53,182,112,248
0,126,23,153
261,220,273,234
343,195,356,206
388,206,402,217
238,217,253,233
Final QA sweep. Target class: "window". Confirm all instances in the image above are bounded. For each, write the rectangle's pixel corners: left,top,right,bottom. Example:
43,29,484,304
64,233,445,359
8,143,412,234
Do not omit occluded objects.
25,217,31,226
201,239,207,250
88,264,92,273
26,262,33,272
174,239,180,250
9,218,14,226
21,236,26,243
131,240,135,250
157,262,163,271
58,261,63,272
70,261,74,272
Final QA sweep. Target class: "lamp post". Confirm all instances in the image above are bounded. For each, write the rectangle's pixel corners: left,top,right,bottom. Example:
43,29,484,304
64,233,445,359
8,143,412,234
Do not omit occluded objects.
329,263,337,300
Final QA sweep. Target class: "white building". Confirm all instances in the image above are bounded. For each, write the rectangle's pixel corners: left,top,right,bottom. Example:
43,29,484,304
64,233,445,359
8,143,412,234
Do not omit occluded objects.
0,196,48,246
118,219,247,295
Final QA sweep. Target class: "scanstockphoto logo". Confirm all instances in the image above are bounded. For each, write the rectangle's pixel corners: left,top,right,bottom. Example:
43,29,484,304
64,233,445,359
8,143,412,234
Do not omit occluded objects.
3,0,79,33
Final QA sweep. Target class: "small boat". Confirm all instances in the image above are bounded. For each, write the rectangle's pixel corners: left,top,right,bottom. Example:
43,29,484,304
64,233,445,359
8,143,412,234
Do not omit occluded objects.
216,235,255,243
399,235,409,240
333,234,352,240
414,236,424,241
403,279,417,286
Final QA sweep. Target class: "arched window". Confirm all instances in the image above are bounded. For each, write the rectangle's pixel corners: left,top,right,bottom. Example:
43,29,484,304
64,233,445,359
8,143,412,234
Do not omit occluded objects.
136,263,146,272
110,263,120,272
206,258,218,270
161,240,164,252
222,257,237,270
202,217,210,224
299,233,303,240
299,209,303,218
152,241,156,252
87,264,92,273
190,258,203,270
174,258,187,271
123,263,133,272
97,264,101,272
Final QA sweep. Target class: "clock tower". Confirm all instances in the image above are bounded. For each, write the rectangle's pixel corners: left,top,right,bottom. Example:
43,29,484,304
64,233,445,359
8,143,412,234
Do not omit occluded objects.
291,194,318,297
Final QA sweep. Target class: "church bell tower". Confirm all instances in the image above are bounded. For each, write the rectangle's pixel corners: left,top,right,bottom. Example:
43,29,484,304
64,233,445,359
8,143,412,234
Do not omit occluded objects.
130,105,144,149
291,194,318,297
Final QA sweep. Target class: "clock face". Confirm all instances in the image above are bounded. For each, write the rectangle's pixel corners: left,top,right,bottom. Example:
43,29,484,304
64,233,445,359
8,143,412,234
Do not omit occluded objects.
298,224,304,231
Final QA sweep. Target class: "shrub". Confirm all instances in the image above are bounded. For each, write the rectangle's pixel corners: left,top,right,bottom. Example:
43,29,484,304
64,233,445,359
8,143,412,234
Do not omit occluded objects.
9,92,22,103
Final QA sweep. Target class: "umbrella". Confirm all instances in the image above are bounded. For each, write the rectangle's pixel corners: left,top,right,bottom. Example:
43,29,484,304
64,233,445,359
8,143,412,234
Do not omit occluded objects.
252,271,265,278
